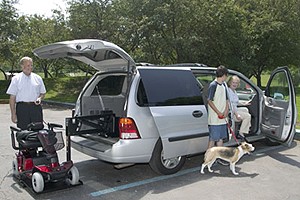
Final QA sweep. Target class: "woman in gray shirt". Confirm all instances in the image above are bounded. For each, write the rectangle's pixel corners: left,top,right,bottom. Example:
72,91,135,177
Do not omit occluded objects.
227,75,251,138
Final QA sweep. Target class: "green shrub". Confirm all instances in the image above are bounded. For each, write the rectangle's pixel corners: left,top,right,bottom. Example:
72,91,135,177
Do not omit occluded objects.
0,80,10,99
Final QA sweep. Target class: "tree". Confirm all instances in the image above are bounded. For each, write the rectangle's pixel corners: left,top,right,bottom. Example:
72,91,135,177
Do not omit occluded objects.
110,0,208,64
60,0,300,84
1,0,299,84
13,14,72,78
0,0,20,70
236,0,300,87
67,0,113,40
191,0,248,68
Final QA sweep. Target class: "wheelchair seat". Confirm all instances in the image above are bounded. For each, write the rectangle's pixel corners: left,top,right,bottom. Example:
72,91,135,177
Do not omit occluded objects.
16,130,42,149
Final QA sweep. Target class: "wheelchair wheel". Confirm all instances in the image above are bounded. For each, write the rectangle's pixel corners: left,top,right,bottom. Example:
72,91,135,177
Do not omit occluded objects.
12,159,19,176
32,172,44,193
66,166,79,185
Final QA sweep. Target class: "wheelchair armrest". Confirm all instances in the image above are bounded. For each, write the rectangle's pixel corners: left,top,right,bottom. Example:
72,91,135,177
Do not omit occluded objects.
10,126,21,132
10,126,20,150
48,123,63,129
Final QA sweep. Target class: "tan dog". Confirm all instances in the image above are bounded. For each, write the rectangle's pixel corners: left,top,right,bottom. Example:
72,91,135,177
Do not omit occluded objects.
200,142,255,175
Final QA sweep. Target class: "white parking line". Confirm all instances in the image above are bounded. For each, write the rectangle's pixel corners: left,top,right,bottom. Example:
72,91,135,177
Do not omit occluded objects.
90,167,199,197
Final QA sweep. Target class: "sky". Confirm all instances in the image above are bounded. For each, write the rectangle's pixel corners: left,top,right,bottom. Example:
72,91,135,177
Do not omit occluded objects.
15,0,68,18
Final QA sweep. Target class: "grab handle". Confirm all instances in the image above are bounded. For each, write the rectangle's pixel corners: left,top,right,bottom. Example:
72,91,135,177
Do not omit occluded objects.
192,110,203,118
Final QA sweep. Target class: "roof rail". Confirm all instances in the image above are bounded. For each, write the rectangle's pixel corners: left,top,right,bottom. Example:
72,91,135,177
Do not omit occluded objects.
164,63,208,67
135,62,154,66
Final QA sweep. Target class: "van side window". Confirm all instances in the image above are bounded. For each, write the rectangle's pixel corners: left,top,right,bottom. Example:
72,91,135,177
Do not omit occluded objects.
138,69,204,106
91,75,125,96
137,80,148,106
267,71,289,101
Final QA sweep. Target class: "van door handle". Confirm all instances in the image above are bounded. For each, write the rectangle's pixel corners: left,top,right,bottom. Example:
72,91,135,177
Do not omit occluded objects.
192,110,203,118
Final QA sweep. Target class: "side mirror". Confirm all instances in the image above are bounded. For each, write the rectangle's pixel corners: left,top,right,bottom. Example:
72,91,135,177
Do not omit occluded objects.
274,92,284,100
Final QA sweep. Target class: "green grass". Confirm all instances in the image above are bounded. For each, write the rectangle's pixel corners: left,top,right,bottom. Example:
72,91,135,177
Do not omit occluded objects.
250,74,269,87
0,76,89,103
43,76,89,103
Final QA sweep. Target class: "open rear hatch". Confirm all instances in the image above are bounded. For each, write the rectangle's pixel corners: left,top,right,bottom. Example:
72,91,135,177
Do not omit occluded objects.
33,39,135,72
34,39,136,159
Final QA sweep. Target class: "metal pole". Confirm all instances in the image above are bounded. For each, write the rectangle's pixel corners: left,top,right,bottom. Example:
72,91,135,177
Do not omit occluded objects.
65,118,71,161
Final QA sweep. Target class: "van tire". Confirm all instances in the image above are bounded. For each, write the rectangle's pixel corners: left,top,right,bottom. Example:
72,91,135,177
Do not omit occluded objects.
149,139,186,175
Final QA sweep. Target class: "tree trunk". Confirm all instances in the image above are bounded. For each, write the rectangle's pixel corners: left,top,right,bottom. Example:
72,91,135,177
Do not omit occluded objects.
256,74,262,88
252,65,264,89
42,65,52,78
43,66,48,78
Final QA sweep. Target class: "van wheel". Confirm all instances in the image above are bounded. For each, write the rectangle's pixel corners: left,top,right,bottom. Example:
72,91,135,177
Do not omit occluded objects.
149,139,186,175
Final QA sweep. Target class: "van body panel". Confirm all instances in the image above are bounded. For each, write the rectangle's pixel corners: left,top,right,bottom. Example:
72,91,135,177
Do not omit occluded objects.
71,136,157,163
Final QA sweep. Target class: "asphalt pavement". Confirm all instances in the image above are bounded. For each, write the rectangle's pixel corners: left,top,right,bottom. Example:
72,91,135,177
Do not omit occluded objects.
0,103,300,200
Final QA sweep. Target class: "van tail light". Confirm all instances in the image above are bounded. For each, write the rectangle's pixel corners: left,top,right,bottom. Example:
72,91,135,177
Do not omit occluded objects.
119,118,141,139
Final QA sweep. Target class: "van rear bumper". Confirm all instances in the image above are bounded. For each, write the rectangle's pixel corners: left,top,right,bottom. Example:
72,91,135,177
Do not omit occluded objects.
71,136,157,163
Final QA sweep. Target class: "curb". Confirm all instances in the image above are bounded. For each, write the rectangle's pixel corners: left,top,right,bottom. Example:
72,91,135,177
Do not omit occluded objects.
42,100,75,109
295,129,300,140
0,99,9,104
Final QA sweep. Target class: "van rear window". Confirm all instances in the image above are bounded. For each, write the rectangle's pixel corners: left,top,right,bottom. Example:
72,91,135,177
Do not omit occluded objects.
91,75,125,96
138,69,204,106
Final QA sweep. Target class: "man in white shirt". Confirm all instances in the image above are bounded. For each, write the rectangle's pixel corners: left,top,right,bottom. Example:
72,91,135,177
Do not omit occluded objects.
6,56,46,130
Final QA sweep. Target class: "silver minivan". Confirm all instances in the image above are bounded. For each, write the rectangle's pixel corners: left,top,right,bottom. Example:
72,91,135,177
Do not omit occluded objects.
34,39,297,175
